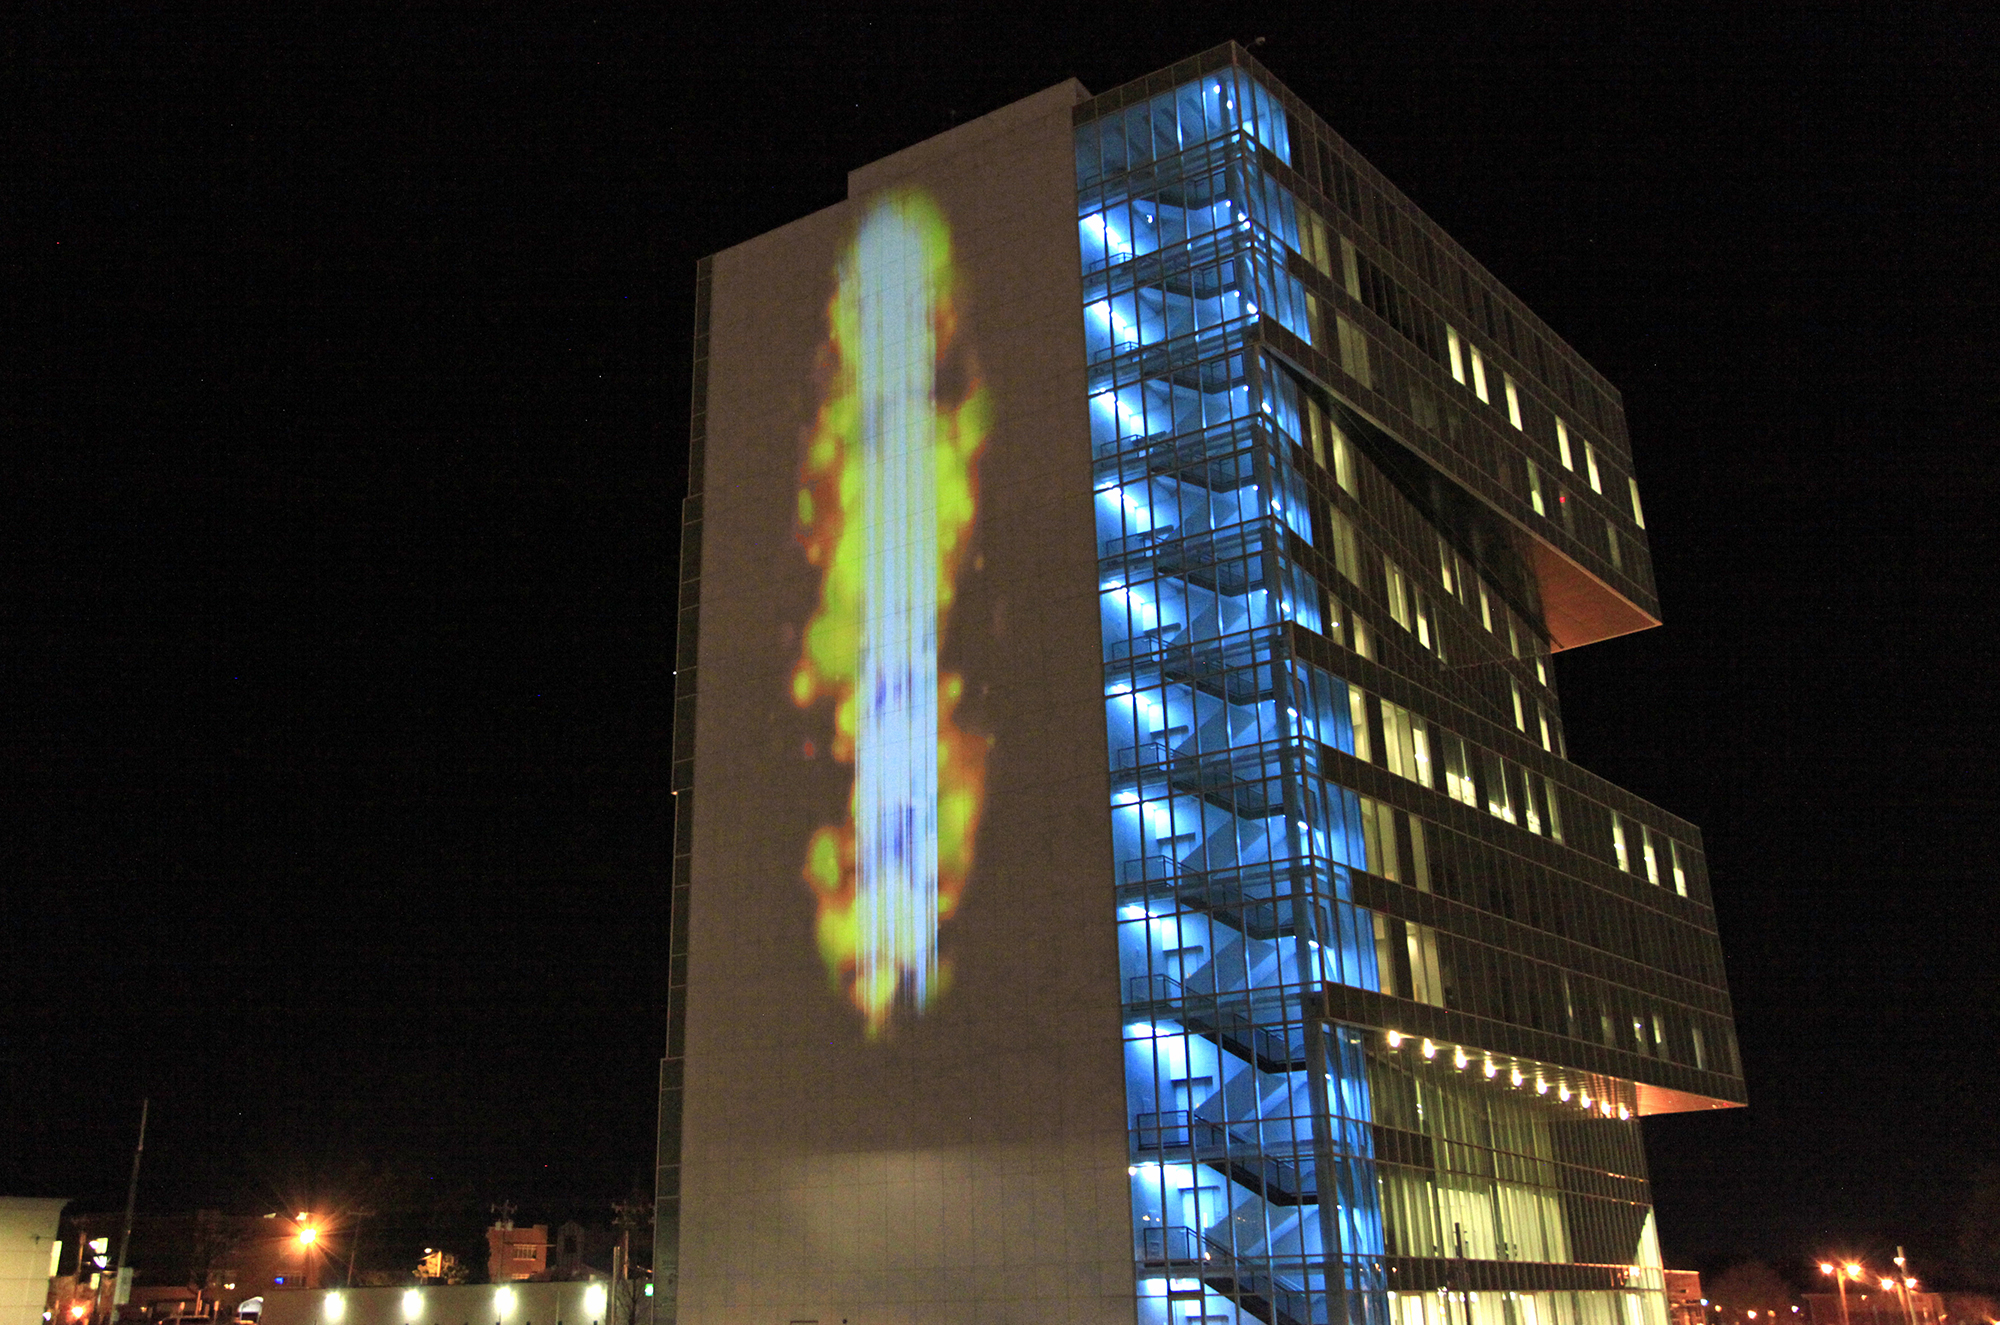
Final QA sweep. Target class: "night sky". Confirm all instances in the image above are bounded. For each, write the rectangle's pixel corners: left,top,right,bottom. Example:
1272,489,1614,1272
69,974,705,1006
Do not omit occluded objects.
7,0,1997,1291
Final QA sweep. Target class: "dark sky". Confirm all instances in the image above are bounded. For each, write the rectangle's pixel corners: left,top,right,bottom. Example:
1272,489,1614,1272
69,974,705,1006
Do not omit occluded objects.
7,0,1997,1291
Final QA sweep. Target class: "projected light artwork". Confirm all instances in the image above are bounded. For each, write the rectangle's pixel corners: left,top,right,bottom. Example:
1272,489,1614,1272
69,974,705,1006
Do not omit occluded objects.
791,189,990,1036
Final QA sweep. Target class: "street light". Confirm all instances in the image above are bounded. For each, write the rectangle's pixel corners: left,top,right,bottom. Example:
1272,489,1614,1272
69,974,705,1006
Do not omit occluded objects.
1821,1261,1865,1325
1893,1250,1921,1325
296,1217,320,1291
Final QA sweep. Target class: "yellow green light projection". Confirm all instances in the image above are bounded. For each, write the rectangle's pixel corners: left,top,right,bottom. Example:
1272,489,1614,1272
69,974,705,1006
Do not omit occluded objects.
790,189,991,1037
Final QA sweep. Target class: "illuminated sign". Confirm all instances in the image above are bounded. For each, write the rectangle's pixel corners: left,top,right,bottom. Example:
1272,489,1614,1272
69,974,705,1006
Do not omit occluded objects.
791,189,990,1036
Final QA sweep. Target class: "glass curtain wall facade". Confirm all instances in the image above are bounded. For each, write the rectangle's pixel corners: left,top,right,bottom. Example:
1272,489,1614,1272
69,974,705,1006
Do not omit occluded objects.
1076,47,1742,1325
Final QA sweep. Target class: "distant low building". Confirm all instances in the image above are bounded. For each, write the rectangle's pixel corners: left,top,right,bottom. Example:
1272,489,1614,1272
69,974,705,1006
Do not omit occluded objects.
1806,1290,1944,1325
1669,1270,1710,1325
1940,1294,2000,1325
57,1210,328,1321
412,1250,463,1287
483,1226,546,1284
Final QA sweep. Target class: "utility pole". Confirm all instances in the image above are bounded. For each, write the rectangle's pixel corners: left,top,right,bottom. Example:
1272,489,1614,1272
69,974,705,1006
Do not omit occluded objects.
611,1198,651,1325
345,1209,377,1288
109,1100,149,1325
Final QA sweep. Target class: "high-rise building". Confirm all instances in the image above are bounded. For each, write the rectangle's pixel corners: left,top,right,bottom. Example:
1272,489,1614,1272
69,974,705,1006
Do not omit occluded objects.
660,43,1742,1325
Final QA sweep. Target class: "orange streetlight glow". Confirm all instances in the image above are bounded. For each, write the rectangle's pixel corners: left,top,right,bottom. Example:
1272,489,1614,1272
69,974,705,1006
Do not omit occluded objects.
298,1225,319,1247
1823,1258,1867,1325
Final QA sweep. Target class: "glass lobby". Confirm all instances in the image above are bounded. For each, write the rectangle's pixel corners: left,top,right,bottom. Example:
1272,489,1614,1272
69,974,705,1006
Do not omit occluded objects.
1079,59,1688,1325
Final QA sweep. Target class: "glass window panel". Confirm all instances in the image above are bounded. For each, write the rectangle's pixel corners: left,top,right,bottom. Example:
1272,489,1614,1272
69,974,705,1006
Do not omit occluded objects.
1098,114,1128,179
1123,103,1152,171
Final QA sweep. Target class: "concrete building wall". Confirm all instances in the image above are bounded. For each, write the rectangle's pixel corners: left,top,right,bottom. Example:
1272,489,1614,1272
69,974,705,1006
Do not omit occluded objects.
258,1284,614,1325
676,79,1134,1324
0,1199,67,1325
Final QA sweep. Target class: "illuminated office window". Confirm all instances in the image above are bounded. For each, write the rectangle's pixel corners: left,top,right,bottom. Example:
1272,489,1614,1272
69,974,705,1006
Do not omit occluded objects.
1538,705,1553,752
1504,375,1524,429
1302,209,1333,277
1478,582,1493,632
1484,751,1517,824
1385,558,1413,631
1556,416,1574,470
1379,699,1433,788
1629,476,1647,528
1545,776,1565,842
1406,922,1446,1006
1436,534,1455,593
1372,914,1400,996
1670,840,1688,896
1407,813,1431,891
1349,683,1373,762
1323,593,1349,649
1307,396,1358,496
1511,680,1526,732
1360,796,1399,880
1641,828,1661,886
1527,458,1547,516
1337,313,1373,389
1585,442,1602,493
1446,324,1466,384
1331,421,1357,494
1612,815,1632,872
1442,734,1477,807
1468,345,1490,403
1328,509,1362,584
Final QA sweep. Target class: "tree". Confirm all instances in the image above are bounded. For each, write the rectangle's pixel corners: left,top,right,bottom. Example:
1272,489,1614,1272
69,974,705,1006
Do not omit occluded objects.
1941,1294,2000,1325
188,1212,245,1305
1709,1262,1796,1324
1959,1164,2000,1289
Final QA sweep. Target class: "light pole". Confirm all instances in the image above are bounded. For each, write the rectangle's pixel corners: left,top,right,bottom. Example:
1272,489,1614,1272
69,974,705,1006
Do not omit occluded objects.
1892,1250,1920,1325
296,1217,319,1291
1821,1261,1865,1325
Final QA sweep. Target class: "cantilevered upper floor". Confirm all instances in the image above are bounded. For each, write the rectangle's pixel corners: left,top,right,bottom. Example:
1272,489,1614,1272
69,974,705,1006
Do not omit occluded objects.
1076,43,1660,651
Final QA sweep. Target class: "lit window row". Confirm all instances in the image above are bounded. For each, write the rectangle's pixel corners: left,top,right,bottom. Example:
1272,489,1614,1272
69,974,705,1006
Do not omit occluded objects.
1611,814,1691,898
1433,531,1555,693
1343,685,1566,845
1280,155,1643,555
1338,679,1701,894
